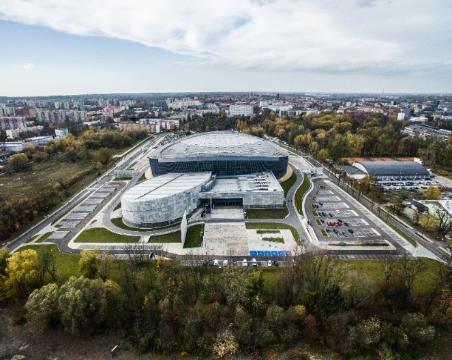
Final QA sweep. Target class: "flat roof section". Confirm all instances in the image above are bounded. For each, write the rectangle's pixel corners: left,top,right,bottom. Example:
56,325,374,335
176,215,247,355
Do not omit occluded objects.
203,172,283,196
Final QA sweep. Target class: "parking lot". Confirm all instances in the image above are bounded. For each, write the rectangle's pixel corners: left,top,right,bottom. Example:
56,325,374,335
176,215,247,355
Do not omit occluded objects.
308,181,393,247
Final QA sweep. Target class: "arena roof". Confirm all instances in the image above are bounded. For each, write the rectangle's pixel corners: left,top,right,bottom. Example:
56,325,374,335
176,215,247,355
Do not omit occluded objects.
121,172,212,202
155,131,288,160
355,161,430,177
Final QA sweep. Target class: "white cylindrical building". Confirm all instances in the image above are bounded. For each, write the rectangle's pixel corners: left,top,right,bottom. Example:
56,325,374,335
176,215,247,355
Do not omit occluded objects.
121,172,212,227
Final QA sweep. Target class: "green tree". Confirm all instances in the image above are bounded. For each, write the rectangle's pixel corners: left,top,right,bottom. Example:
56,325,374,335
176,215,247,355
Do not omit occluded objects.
401,313,435,345
58,276,107,335
25,283,59,334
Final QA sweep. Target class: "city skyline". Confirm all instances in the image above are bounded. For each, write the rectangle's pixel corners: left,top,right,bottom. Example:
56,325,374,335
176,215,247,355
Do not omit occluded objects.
1,0,452,96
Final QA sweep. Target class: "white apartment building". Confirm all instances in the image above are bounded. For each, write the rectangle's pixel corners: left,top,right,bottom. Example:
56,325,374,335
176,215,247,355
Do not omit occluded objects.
166,98,202,110
228,104,254,117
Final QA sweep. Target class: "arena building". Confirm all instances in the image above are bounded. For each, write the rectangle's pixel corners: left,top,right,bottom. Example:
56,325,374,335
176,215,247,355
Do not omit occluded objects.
121,132,288,227
149,131,289,178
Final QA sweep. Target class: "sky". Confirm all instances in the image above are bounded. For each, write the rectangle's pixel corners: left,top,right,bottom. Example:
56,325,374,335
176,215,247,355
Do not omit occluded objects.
0,0,451,96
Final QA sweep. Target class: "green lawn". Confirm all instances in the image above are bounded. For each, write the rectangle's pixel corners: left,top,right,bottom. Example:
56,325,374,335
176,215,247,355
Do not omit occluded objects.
111,217,142,231
280,171,297,196
74,227,140,243
113,176,132,181
148,231,181,243
295,176,310,215
184,224,204,248
336,258,441,295
18,244,81,281
246,222,301,244
245,205,289,219
148,225,205,247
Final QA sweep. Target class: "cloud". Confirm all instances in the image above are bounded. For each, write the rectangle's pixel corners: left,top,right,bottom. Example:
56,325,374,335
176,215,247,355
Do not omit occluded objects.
23,63,34,70
0,0,451,74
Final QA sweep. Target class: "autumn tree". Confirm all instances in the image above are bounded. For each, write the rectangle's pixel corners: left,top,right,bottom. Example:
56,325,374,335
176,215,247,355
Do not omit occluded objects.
58,276,107,335
79,250,99,279
25,283,59,334
424,186,441,200
7,153,29,172
4,249,42,300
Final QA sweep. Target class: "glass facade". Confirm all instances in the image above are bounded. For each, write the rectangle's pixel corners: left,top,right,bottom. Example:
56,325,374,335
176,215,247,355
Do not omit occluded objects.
150,156,288,178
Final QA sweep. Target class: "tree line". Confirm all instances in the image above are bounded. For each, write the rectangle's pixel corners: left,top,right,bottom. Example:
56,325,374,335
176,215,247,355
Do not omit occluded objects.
235,112,452,171
0,246,450,358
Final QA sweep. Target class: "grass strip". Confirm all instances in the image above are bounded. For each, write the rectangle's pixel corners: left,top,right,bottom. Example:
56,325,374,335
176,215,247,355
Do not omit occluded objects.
74,227,140,243
387,222,418,247
295,176,310,215
281,171,297,196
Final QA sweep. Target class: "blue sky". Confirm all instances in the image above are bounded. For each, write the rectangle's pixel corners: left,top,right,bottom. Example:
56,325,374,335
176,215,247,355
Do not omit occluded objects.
0,0,451,96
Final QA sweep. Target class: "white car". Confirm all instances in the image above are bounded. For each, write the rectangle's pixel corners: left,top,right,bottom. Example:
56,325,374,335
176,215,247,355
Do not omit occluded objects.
267,260,273,267
242,259,248,267
222,259,228,266
213,259,220,266
251,258,258,267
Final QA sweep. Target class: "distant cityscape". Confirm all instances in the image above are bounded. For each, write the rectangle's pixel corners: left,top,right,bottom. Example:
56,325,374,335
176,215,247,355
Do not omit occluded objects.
1,92,451,155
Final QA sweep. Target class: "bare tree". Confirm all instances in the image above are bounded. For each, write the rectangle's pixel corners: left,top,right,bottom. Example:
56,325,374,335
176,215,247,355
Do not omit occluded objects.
435,207,451,240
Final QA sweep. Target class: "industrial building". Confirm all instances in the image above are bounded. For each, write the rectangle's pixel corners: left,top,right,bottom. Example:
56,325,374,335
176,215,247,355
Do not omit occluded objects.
350,160,433,189
150,131,288,178
121,132,288,227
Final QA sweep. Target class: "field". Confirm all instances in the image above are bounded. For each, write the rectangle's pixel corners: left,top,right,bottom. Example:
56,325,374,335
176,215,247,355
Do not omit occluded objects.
0,156,97,198
74,228,140,243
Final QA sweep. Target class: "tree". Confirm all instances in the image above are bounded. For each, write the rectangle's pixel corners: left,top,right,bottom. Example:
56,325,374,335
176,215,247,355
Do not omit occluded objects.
212,327,238,359
318,148,330,161
98,252,114,281
79,250,99,279
0,247,9,275
424,186,441,200
435,207,451,240
93,147,112,166
58,276,107,335
25,283,59,334
401,313,435,345
4,249,42,299
7,153,29,172
32,151,49,163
